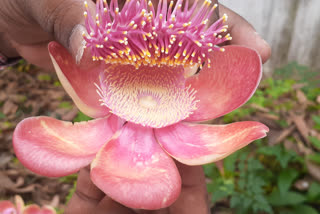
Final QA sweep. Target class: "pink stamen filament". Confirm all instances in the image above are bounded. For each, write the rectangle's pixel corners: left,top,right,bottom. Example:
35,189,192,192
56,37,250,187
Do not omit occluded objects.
83,0,231,69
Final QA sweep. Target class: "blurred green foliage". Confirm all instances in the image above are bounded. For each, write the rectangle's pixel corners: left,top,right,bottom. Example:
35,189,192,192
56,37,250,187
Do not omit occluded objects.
207,62,320,213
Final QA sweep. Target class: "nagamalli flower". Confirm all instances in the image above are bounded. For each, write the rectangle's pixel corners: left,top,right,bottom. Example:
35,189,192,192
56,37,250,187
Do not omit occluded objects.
13,0,269,210
0,195,56,214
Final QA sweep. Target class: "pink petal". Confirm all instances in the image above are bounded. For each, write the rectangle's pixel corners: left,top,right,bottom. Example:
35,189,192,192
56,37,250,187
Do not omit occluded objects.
48,42,110,118
23,205,56,214
14,195,25,213
22,205,41,214
91,123,181,209
0,201,16,214
13,115,122,177
185,45,262,121
155,121,269,165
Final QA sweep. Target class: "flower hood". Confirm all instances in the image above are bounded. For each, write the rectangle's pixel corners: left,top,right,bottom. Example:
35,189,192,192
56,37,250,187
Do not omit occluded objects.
13,0,268,210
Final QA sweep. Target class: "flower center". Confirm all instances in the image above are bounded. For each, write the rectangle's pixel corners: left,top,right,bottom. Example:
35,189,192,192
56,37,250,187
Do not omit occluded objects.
96,64,198,128
138,95,158,109
83,0,231,69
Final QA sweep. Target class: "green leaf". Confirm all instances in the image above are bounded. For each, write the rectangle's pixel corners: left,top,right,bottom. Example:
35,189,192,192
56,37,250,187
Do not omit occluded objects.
292,205,318,214
312,115,320,125
0,112,5,119
312,115,320,131
203,163,220,178
307,182,320,200
223,151,239,174
268,190,306,206
73,111,92,122
307,153,320,164
278,169,299,195
58,101,73,109
37,74,52,81
309,136,320,150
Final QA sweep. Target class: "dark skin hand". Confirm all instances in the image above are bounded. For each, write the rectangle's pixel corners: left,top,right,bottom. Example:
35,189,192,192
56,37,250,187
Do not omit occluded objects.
0,0,271,213
65,163,208,214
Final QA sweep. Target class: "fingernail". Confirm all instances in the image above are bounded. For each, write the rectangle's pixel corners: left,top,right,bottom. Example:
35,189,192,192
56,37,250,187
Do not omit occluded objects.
254,31,270,47
69,24,87,64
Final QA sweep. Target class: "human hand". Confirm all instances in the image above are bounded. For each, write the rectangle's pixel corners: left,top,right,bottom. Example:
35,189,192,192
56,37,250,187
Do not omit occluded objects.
65,163,209,214
0,0,270,70
2,1,271,213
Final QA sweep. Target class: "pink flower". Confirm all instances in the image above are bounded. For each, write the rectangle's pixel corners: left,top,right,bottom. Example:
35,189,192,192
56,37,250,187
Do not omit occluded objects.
0,195,56,214
13,0,268,210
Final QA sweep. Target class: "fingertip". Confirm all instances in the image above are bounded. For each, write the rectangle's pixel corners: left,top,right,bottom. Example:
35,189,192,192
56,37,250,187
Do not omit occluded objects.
220,4,271,64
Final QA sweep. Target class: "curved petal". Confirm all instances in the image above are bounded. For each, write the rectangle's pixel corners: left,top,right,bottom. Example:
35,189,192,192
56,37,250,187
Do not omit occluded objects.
14,195,25,213
48,42,110,118
13,115,122,177
91,123,181,210
185,45,262,121
23,205,56,214
155,121,269,165
0,201,16,213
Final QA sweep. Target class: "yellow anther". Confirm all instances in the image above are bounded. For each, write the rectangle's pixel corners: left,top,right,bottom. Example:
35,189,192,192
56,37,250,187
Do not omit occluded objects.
168,24,174,29
171,15,176,21
178,41,183,47
83,11,87,17
213,3,218,9
129,21,135,26
220,48,225,52
141,20,146,26
123,31,128,35
183,23,189,27
84,1,88,8
148,1,153,6
159,14,163,19
191,51,196,57
183,49,187,56
195,41,202,47
107,29,111,34
222,14,228,22
109,46,114,49
178,31,185,34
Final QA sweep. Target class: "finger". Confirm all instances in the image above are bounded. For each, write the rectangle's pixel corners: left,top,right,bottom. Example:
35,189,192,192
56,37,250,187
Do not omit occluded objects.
169,163,209,214
22,0,95,63
65,166,105,214
95,196,137,214
9,40,54,70
220,4,271,63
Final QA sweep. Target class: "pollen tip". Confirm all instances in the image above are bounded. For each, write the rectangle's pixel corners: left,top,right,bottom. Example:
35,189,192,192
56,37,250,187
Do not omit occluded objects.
85,0,230,68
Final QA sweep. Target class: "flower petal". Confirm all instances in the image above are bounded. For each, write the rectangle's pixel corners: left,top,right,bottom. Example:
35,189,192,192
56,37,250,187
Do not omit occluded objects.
0,201,15,213
48,42,110,118
23,205,56,214
13,115,122,177
155,121,269,165
14,195,25,213
185,45,262,121
91,123,181,209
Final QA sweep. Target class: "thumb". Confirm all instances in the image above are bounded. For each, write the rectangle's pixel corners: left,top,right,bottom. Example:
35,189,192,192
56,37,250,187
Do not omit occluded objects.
25,0,96,63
